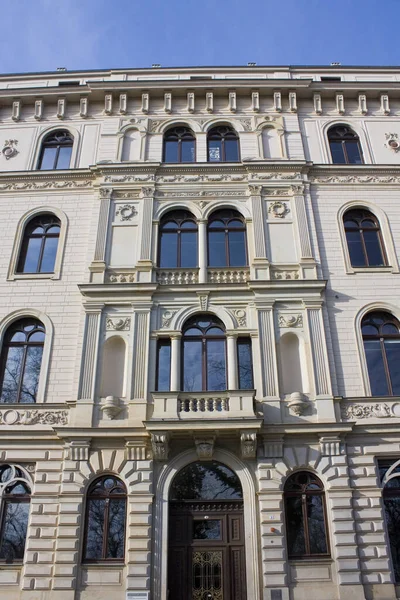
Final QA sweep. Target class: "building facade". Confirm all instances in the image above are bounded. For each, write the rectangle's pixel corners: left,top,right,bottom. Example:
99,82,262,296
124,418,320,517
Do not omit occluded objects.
0,64,400,600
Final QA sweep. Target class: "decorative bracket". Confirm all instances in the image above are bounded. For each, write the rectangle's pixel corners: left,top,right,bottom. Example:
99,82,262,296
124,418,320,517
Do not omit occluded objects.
319,436,344,457
100,396,123,420
240,431,257,459
151,432,169,460
195,437,215,460
65,439,91,461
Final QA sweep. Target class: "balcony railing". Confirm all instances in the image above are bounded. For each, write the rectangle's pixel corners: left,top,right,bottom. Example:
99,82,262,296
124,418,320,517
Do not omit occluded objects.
208,268,250,284
156,268,199,285
151,390,256,420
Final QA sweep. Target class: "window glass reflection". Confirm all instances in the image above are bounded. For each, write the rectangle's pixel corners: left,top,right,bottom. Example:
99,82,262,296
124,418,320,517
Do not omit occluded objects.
170,461,243,500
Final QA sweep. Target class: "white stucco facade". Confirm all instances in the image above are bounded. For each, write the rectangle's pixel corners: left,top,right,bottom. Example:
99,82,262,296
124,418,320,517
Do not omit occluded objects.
0,64,400,600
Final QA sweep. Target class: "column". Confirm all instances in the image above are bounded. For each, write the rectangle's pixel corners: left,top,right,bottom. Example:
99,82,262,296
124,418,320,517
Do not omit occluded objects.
170,334,181,392
248,184,269,280
292,184,316,279
227,334,238,390
198,219,207,284
257,305,279,398
138,187,154,263
91,188,112,282
78,305,103,400
132,309,151,400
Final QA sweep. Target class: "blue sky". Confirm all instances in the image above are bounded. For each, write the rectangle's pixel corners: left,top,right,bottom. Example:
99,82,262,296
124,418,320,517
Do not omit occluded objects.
1,0,399,74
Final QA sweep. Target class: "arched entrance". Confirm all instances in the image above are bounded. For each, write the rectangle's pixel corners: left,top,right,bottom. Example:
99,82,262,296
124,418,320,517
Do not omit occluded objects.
168,461,247,600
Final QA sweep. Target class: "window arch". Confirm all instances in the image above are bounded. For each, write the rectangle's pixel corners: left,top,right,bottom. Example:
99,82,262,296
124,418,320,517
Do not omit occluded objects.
17,214,61,274
182,315,226,392
207,125,240,162
284,471,329,559
83,475,127,562
0,318,45,404
163,126,195,163
361,311,400,396
38,130,73,170
344,209,386,268
328,125,363,164
0,464,31,562
208,209,247,267
159,210,198,268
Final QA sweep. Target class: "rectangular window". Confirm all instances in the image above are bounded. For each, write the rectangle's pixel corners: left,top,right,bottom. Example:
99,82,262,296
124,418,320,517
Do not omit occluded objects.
156,340,171,391
237,338,253,389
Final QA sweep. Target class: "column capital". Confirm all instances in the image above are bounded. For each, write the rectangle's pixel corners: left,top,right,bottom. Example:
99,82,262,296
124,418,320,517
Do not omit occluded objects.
248,184,263,196
83,303,105,314
170,333,182,340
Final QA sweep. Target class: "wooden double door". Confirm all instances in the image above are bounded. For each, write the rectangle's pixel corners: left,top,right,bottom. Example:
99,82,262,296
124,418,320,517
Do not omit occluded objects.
168,500,247,600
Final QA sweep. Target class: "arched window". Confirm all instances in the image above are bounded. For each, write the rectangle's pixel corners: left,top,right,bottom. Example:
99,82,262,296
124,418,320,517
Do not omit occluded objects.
207,125,239,162
361,311,400,396
0,464,31,562
0,319,45,404
380,460,400,582
328,125,363,164
38,130,73,170
83,475,127,562
159,210,198,268
182,315,226,392
208,209,247,267
163,127,195,163
284,471,329,559
17,214,61,274
344,209,386,268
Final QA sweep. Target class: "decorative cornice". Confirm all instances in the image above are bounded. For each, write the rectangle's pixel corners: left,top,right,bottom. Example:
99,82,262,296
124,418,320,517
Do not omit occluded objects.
0,170,93,193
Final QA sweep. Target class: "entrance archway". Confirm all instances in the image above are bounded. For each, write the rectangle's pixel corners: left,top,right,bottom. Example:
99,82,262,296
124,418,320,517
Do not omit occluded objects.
168,461,247,600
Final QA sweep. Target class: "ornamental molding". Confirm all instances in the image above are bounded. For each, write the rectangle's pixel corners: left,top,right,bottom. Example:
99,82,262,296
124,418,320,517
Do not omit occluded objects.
0,408,69,426
341,402,395,420
287,392,310,416
1,139,18,160
232,309,247,327
0,178,93,192
99,187,113,198
161,310,177,329
101,396,123,420
197,293,209,311
106,317,131,331
65,440,91,461
384,133,400,152
268,200,290,219
115,204,138,221
240,432,257,459
195,437,215,460
278,314,303,328
309,174,400,184
151,432,169,460
250,172,302,181
156,190,244,198
107,271,135,283
113,190,141,199
272,269,300,280
319,436,344,457
262,188,290,197
125,440,149,461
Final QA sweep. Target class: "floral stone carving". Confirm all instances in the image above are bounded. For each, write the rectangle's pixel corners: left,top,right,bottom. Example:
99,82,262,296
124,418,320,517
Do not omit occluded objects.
0,409,68,426
106,317,131,331
278,314,303,328
341,403,393,420
195,438,215,460
268,200,290,218
116,204,137,221
2,140,18,160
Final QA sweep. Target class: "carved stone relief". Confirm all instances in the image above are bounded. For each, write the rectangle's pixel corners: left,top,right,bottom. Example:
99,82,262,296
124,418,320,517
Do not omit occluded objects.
107,272,135,283
1,139,18,160
0,179,92,192
240,432,257,459
161,310,177,329
106,317,131,331
341,403,396,420
151,433,169,460
272,270,300,280
384,133,400,152
233,309,247,327
115,204,138,221
268,200,290,219
278,314,303,328
0,409,69,426
195,438,215,460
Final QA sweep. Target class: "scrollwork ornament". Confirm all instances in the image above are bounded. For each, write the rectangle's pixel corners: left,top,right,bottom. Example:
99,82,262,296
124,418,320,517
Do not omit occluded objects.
0,409,68,426
385,133,400,152
161,310,177,329
99,187,113,199
116,204,137,221
233,309,247,327
2,140,18,160
278,314,303,328
106,317,131,331
341,403,393,420
268,200,290,219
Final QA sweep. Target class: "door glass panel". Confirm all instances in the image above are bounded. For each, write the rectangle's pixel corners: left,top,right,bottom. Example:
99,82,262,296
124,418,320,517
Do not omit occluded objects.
56,146,72,169
192,551,223,600
345,141,362,164
224,138,239,162
385,339,400,395
19,345,43,403
157,343,171,392
164,140,179,163
170,461,243,500
39,147,57,170
193,519,222,540
0,346,25,403
160,232,178,268
40,237,58,272
228,230,246,266
22,237,42,272
181,139,195,162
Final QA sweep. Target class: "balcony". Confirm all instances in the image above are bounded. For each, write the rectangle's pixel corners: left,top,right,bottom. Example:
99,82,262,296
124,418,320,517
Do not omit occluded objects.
156,268,199,285
150,390,259,426
207,268,250,284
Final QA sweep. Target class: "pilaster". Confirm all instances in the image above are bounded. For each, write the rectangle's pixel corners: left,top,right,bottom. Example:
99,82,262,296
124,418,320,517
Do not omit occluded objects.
137,187,155,283
248,184,270,279
77,304,104,404
90,187,112,283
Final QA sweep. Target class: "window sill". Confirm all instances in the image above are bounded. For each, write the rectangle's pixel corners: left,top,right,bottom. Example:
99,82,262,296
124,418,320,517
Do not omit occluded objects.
8,273,59,281
347,266,393,274
82,562,125,567
289,557,332,564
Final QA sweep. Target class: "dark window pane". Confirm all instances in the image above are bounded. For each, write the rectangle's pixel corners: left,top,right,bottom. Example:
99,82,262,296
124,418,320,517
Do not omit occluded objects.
39,147,57,170
19,345,43,404
181,221,197,230
183,340,202,391
364,230,385,266
345,141,362,164
384,496,400,581
181,140,195,162
286,496,306,556
180,232,198,268
307,495,328,554
193,520,221,540
361,219,376,229
208,231,226,267
56,146,72,169
346,231,365,267
170,461,242,500
21,237,41,273
344,220,359,229
238,340,253,389
208,140,222,162
159,232,178,268
385,340,400,395
228,230,247,266
382,324,399,335
208,220,225,229
84,499,106,560
0,346,25,403
106,499,126,558
164,140,179,163
0,501,29,560
157,343,171,392
224,138,239,162
40,237,58,272
330,141,346,164
362,324,379,335
206,340,226,391
364,340,389,395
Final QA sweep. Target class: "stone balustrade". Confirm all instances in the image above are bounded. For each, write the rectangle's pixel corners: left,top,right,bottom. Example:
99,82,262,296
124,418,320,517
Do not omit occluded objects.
151,390,256,421
156,268,199,285
208,268,250,284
